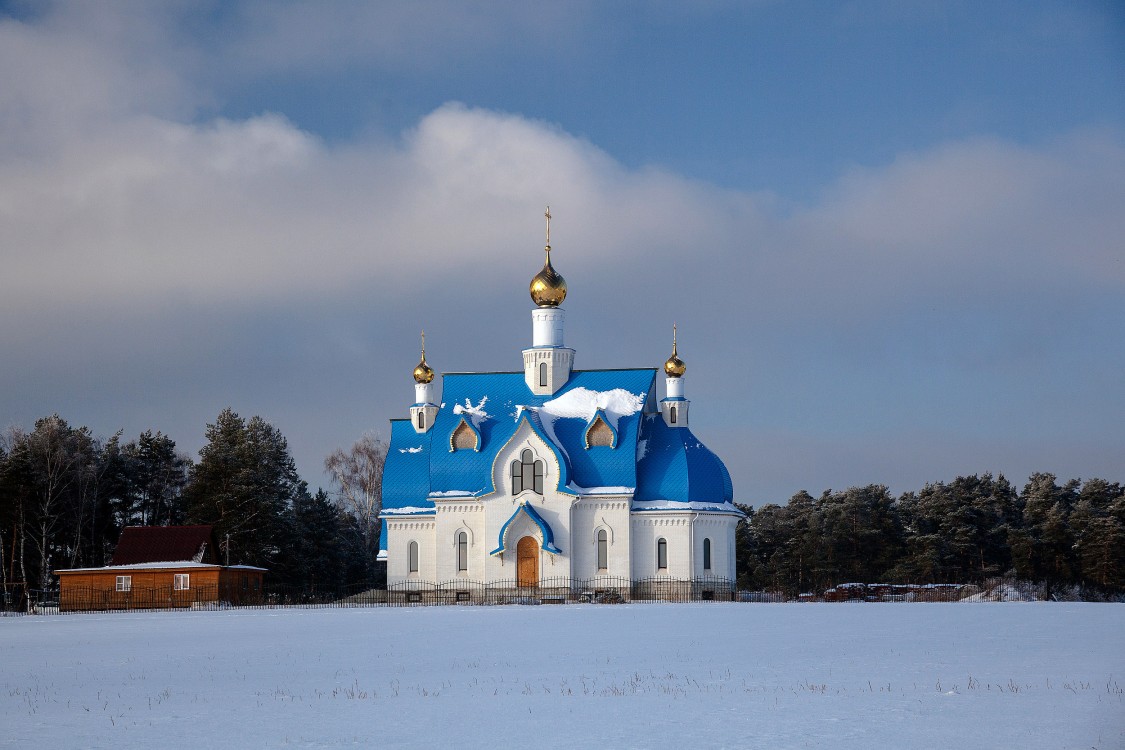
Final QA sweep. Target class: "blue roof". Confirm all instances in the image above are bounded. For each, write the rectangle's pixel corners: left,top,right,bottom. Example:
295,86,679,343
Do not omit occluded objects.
427,369,655,495
634,414,735,504
381,366,737,549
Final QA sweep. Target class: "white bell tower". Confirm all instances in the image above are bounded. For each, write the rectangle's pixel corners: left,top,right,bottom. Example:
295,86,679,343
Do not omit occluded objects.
523,207,574,396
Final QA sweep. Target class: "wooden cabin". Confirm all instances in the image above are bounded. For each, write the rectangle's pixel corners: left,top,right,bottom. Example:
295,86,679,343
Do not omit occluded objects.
55,525,266,612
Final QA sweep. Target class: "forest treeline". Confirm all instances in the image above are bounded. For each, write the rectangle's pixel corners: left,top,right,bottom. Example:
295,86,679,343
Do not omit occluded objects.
3,411,1123,604
0,411,385,602
736,473,1125,596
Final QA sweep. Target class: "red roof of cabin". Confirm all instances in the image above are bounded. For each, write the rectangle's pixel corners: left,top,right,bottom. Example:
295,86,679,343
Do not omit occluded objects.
110,525,218,565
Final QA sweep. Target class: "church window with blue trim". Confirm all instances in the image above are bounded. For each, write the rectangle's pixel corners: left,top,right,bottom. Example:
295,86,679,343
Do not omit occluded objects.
657,538,668,570
586,416,614,448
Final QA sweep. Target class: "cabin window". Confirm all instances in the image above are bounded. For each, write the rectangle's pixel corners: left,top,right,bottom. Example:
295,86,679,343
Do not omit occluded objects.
539,362,547,386
173,573,190,590
511,449,545,495
417,411,425,430
408,541,419,573
657,538,668,571
457,531,468,572
115,575,132,592
669,405,677,424
242,575,248,591
597,529,608,570
703,538,712,571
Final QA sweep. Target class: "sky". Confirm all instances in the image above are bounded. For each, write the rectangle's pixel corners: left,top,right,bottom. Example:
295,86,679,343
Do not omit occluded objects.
1,0,1122,505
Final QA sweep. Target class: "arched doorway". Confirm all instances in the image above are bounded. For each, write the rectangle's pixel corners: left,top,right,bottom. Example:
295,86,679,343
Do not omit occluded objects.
516,536,539,588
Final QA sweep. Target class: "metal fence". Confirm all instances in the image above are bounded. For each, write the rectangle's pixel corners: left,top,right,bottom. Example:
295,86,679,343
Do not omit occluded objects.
6,576,740,615
3,576,1091,616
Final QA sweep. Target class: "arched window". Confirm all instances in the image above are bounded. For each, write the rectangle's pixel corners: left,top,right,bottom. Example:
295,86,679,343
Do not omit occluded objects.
669,405,677,424
407,541,419,573
451,420,477,451
703,538,712,571
597,529,608,570
457,531,468,572
539,362,547,386
585,416,614,448
657,538,668,571
511,449,545,495
417,411,425,430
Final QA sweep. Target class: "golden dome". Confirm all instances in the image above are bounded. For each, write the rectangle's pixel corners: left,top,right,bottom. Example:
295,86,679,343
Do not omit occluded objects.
530,245,567,307
664,324,686,378
413,331,434,384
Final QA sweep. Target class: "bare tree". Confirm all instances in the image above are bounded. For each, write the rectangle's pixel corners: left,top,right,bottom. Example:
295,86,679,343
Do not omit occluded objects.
324,433,386,573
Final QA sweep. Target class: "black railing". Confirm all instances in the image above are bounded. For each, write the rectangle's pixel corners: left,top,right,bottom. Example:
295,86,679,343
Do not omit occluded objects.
6,576,1089,616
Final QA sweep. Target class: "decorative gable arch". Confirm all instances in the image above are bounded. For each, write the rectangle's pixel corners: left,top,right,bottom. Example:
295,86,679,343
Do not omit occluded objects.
584,409,617,449
490,501,562,557
449,418,481,452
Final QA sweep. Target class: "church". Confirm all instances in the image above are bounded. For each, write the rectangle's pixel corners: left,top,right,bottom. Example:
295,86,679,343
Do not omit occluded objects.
379,210,742,591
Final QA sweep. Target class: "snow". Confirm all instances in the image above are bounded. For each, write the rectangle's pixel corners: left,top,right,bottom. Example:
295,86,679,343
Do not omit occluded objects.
539,387,644,431
631,499,744,513
2,603,1121,749
428,490,479,498
398,446,423,454
565,483,635,495
54,561,223,572
380,506,436,516
452,396,490,426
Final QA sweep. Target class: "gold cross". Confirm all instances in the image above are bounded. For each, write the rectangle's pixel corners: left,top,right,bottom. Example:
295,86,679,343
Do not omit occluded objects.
544,205,552,246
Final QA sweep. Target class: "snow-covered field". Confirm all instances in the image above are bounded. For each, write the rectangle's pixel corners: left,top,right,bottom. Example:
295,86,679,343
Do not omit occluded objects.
2,603,1122,749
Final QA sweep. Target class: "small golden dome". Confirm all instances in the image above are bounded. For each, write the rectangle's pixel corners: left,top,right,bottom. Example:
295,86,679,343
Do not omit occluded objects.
664,324,686,378
530,245,567,307
413,331,434,384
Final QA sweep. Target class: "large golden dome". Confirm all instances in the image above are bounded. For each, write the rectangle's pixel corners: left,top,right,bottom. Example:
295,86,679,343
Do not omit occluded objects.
413,331,434,384
664,325,686,378
530,245,567,307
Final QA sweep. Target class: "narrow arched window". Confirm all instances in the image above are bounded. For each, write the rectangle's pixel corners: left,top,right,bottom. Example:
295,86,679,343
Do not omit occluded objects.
669,405,677,424
597,529,608,570
457,531,468,572
539,361,547,386
533,460,544,494
510,459,522,494
407,541,419,573
657,538,668,571
417,411,425,430
703,538,712,571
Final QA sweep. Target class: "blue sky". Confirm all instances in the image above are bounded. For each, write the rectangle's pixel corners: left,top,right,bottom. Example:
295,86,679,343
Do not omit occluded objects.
1,1,1122,503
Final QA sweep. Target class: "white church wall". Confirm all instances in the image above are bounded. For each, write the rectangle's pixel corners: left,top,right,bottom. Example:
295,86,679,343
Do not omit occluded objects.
630,514,693,579
691,514,739,580
385,517,436,585
433,503,485,581
571,499,631,580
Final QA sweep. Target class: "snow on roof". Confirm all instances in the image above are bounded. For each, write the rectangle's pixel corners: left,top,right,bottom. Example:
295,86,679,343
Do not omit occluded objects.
631,500,744,514
538,387,644,431
565,483,635,495
429,490,481,498
398,446,423,454
452,396,490,427
381,506,437,516
56,561,223,572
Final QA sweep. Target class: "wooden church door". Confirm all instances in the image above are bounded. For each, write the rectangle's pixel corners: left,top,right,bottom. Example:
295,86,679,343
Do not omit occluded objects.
516,536,539,587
